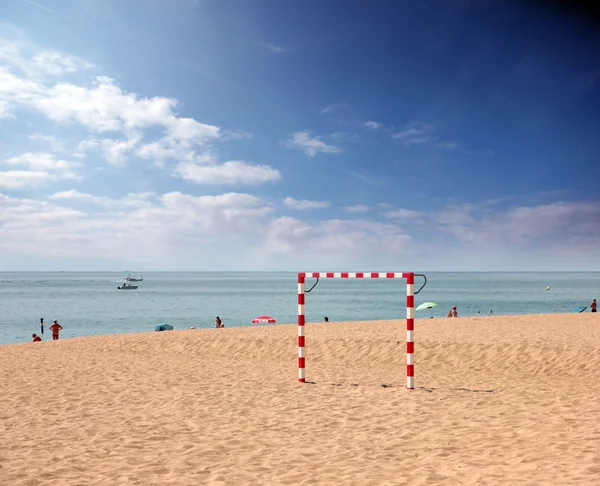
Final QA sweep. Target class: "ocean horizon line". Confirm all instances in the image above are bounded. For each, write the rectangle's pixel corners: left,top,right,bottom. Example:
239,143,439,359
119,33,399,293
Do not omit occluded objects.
1,270,599,274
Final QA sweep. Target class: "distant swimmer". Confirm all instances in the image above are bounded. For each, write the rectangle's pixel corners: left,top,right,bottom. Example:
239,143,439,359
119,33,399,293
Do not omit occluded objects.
215,316,224,328
591,299,597,313
31,333,42,342
49,320,63,340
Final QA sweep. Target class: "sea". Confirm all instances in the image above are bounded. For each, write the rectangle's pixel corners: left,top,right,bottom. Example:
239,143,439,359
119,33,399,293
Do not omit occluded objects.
0,272,598,345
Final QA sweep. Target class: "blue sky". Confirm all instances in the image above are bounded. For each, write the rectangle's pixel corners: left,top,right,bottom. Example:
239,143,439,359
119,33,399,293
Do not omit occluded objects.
1,0,599,271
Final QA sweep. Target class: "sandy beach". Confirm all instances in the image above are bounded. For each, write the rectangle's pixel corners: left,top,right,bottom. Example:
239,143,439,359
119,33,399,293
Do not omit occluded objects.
2,313,600,485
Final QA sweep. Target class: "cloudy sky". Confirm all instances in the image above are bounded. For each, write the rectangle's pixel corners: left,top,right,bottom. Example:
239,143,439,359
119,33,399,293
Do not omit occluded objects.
1,0,599,271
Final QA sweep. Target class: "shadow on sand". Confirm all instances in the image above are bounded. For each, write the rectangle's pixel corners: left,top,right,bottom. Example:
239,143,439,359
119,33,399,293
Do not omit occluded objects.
301,382,496,392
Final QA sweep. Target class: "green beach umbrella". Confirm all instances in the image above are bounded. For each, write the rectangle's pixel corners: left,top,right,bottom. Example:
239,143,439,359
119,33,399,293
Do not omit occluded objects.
416,302,439,311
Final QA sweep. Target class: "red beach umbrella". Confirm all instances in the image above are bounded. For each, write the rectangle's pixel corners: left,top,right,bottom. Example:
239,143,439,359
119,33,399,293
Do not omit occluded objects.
252,315,276,324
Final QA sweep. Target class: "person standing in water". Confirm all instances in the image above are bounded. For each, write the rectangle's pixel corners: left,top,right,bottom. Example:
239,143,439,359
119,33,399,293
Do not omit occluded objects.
49,320,63,340
215,316,224,328
591,299,597,313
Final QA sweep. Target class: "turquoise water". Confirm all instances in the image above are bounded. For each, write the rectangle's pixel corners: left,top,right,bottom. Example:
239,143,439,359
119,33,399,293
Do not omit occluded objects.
0,272,598,345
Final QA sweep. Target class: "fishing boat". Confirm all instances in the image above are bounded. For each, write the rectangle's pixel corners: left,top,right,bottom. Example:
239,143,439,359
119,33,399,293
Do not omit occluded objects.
118,281,138,290
125,273,143,282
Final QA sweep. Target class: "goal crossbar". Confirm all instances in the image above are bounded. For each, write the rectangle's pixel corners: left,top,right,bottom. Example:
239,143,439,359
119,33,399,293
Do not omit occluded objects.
297,272,415,389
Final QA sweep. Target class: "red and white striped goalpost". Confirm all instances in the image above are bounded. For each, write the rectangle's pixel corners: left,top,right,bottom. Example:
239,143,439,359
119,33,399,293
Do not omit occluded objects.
297,272,415,389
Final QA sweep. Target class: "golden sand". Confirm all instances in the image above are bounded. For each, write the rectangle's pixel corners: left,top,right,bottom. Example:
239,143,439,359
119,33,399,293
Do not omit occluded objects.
2,313,600,485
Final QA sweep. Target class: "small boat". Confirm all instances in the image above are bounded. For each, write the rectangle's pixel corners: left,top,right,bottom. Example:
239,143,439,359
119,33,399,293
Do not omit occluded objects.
126,274,143,282
118,282,138,290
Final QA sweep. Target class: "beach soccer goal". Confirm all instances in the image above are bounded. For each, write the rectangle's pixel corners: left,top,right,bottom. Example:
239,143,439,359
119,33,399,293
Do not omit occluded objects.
297,272,427,389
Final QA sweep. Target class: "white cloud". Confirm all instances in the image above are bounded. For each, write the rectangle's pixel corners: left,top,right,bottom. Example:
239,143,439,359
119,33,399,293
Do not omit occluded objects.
344,204,372,213
282,197,330,210
29,76,189,134
0,39,92,79
440,201,600,249
0,38,279,186
134,140,196,163
148,191,264,220
391,121,463,150
28,134,65,152
0,42,26,71
0,190,275,264
0,40,218,140
258,42,288,53
436,207,477,225
1,189,600,270
102,136,141,165
0,64,47,108
31,51,94,76
321,102,349,114
428,200,600,268
330,131,347,140
0,100,14,118
0,152,79,188
285,131,342,157
0,189,420,269
50,189,153,209
5,152,75,171
174,160,282,185
434,140,461,150
78,133,141,165
222,130,253,141
391,121,437,145
383,208,424,219
263,217,412,262
350,172,384,186
363,120,382,129
164,116,220,143
0,63,220,144
0,170,56,189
